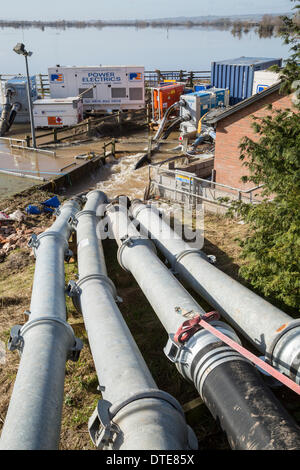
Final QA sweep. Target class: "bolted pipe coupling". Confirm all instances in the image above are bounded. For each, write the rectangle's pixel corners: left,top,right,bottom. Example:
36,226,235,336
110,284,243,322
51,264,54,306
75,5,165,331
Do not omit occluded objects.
89,388,198,450
266,320,300,384
164,315,249,399
117,235,156,272
8,317,83,362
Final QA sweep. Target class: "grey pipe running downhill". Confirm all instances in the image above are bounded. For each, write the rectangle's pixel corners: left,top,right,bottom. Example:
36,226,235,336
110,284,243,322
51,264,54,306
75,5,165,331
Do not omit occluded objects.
106,199,300,450
131,200,300,386
0,197,83,450
70,190,196,450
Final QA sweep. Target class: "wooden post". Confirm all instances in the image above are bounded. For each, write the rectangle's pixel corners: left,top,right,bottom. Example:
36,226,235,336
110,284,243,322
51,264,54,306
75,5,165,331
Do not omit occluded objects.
87,117,92,134
148,136,152,160
111,138,116,158
146,102,151,126
53,128,58,143
26,135,31,147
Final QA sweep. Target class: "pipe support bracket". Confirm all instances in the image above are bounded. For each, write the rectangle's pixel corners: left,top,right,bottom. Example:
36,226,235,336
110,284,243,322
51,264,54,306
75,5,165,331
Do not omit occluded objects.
7,317,83,362
117,235,156,272
88,388,185,450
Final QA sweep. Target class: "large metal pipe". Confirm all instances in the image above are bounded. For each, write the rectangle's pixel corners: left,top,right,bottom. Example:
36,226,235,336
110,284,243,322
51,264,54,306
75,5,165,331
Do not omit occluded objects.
71,190,195,450
106,200,300,450
0,198,83,450
131,201,300,385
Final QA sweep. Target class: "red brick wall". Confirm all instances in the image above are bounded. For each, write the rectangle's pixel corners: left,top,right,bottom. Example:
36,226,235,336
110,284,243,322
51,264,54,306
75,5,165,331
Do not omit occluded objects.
214,91,293,189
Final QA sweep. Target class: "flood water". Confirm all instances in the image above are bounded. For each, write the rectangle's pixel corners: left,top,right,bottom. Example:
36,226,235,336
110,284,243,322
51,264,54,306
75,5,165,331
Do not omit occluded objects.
0,26,290,73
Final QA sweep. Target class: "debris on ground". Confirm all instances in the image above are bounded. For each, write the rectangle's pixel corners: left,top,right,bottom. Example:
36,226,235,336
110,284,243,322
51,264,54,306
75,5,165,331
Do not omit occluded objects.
0,222,47,261
25,195,61,215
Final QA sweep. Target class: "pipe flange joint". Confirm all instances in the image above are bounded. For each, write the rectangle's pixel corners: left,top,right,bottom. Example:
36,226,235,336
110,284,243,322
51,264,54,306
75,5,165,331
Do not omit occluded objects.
28,231,68,257
8,317,83,361
131,202,152,219
66,280,82,314
173,248,207,271
64,248,73,263
88,388,185,449
53,207,61,217
86,189,108,202
76,274,120,303
27,233,39,252
29,230,68,252
8,325,24,352
265,319,300,374
117,235,156,272
75,209,98,221
164,333,190,365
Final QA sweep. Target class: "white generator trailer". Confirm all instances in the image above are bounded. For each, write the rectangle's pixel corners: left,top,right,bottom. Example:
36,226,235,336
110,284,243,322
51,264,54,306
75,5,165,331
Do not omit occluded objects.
33,97,83,128
48,65,145,113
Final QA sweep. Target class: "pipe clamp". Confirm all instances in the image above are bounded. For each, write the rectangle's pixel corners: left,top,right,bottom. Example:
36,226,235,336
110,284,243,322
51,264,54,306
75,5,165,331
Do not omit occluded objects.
117,235,156,272
266,319,300,363
173,248,207,271
8,317,83,361
68,274,121,307
89,389,184,449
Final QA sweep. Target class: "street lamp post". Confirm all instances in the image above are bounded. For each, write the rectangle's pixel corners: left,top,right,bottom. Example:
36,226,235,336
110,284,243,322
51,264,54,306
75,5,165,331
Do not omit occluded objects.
13,43,36,148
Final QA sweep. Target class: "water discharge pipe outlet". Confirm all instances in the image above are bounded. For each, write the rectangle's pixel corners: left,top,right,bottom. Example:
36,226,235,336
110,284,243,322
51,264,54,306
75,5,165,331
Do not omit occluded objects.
73,190,196,450
106,200,300,450
131,200,300,385
153,100,186,142
0,197,83,450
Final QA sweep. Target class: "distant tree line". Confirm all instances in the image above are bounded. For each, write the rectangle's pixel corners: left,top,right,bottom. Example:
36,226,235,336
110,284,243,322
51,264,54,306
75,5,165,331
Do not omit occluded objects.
0,14,299,38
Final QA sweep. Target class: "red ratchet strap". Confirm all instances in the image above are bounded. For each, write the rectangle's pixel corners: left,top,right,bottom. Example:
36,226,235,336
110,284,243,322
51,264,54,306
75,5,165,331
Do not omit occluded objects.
174,311,300,396
174,311,220,343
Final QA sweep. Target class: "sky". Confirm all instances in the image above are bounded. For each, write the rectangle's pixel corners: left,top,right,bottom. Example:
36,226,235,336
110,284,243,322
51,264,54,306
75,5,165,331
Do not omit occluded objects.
0,0,295,21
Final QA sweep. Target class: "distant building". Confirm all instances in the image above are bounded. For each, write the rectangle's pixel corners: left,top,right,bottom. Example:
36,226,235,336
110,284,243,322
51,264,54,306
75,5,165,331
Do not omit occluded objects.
205,83,294,190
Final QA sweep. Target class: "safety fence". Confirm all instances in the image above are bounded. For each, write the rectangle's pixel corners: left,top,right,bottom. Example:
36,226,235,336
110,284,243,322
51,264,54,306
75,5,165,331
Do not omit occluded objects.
147,165,263,209
0,70,211,99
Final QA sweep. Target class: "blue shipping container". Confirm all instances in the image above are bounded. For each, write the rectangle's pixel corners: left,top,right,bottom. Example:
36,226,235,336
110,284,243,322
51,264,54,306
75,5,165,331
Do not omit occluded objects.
211,57,282,105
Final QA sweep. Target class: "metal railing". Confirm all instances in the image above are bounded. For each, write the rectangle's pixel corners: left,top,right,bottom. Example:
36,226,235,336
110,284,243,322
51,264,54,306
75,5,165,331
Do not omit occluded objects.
0,70,211,100
0,136,56,156
148,165,263,208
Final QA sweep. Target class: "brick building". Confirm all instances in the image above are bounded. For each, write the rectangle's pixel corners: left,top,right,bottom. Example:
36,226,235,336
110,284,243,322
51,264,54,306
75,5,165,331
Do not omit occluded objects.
205,83,294,190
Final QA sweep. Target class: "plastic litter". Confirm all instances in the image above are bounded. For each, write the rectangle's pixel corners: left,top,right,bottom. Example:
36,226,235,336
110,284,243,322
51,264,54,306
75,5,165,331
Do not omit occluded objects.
9,210,26,222
25,196,61,215
26,205,41,215
41,196,61,209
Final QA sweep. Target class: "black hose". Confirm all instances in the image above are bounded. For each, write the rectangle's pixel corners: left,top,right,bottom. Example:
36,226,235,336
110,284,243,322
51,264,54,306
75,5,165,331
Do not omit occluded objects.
161,117,182,140
202,360,300,450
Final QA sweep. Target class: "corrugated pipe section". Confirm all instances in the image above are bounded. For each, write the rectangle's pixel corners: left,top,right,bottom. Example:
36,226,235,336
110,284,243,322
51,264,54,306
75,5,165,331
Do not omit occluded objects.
131,201,300,386
106,199,300,450
0,197,83,450
69,190,196,450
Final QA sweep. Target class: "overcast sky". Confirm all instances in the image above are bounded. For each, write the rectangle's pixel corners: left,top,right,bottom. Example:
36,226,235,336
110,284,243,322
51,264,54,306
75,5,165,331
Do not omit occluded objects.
0,0,295,20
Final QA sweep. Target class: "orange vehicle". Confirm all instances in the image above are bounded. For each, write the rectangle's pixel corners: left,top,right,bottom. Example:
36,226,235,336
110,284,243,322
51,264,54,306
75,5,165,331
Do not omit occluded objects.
152,83,185,122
